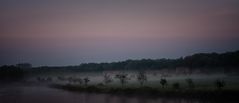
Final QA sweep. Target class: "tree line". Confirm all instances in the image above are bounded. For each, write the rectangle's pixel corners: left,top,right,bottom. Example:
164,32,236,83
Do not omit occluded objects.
39,50,239,71
1,50,239,72
0,65,25,80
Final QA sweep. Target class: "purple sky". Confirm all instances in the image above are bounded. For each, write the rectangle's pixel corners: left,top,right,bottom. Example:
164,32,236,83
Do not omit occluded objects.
1,0,239,66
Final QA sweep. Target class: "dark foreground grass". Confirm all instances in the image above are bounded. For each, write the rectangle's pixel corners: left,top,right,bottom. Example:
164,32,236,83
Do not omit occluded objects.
51,84,239,101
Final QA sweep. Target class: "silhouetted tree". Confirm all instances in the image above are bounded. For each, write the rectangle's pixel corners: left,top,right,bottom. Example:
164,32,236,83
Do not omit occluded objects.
137,71,147,86
160,78,167,88
83,77,90,86
115,73,129,87
103,73,113,85
215,79,225,90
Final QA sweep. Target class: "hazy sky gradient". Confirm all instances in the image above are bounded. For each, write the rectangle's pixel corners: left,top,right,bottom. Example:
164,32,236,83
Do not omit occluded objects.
1,0,239,66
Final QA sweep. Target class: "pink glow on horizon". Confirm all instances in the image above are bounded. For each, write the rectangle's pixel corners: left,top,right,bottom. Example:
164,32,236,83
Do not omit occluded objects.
1,0,239,66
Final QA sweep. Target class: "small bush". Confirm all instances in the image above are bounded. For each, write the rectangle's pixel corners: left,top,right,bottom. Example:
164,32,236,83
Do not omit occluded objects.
137,71,147,86
160,78,167,88
215,79,226,90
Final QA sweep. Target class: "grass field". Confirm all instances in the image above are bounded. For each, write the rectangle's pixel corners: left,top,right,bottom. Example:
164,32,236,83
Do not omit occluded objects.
27,69,239,90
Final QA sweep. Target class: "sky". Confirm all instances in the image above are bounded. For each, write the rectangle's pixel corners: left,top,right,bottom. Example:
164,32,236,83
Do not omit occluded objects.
1,0,239,66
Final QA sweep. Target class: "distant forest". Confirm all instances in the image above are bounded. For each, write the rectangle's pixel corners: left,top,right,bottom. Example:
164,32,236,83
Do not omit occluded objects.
1,50,239,73
36,50,239,71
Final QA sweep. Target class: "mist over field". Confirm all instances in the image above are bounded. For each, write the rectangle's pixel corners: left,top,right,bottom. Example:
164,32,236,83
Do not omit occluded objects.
1,0,239,103
1,50,239,103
